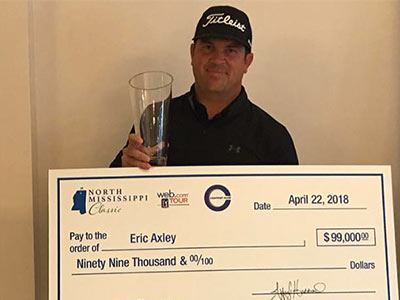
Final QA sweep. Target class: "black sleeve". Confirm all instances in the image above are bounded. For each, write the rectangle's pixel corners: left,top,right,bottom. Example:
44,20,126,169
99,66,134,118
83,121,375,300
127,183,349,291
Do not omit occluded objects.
109,124,135,168
274,127,299,165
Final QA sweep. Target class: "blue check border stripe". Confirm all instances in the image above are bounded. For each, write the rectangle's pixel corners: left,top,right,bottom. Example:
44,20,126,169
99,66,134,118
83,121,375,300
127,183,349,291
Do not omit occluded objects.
56,173,391,299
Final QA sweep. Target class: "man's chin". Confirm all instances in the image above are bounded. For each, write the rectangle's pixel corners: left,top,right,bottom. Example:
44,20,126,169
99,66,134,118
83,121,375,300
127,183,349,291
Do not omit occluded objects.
204,84,227,94
204,78,228,92
207,73,228,83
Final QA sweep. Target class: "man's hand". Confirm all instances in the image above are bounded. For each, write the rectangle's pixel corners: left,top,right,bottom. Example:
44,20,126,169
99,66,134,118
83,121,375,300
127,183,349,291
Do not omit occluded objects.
121,134,158,169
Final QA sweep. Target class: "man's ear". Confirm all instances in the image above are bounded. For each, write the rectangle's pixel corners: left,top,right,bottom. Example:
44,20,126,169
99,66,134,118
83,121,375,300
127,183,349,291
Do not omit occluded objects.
190,43,195,65
244,52,254,74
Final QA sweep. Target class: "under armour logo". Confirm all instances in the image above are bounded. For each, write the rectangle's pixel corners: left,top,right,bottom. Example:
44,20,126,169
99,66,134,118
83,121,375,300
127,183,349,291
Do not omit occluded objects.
228,144,241,154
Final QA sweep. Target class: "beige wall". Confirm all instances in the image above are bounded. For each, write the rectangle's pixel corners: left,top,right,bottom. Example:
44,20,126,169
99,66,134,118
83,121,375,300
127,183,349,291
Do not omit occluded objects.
31,1,400,298
0,1,35,300
1,1,398,299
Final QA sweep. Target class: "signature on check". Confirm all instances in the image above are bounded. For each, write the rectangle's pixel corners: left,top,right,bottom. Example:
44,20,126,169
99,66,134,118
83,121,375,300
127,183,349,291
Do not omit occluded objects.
270,279,326,300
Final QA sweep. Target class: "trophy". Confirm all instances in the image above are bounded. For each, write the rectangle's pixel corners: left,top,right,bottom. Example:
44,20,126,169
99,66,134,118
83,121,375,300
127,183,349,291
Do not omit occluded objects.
129,71,173,166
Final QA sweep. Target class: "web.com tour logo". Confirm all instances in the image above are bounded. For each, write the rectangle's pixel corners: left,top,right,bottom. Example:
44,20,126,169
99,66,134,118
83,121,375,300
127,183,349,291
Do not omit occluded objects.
71,187,148,215
157,189,190,208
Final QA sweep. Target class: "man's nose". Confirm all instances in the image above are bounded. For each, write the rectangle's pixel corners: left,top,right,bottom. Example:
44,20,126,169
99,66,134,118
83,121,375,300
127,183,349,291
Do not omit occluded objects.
209,48,227,62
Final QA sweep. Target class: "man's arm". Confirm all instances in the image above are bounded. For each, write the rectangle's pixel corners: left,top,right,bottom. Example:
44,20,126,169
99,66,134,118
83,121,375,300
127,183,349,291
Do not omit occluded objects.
273,126,299,165
109,149,124,167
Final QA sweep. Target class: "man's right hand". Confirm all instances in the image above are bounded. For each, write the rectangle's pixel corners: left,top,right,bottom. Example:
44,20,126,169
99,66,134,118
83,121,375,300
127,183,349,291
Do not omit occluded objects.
121,134,157,169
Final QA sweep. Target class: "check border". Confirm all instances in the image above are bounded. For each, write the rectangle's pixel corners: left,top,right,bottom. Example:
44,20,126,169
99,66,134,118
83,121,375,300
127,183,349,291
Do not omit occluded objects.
55,172,391,299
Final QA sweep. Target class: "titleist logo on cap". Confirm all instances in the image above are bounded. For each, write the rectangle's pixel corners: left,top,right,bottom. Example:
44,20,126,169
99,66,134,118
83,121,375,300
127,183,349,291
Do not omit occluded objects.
202,13,246,32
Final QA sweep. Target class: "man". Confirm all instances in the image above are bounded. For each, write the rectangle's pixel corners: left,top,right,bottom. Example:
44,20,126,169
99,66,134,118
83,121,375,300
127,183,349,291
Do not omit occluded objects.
110,5,298,169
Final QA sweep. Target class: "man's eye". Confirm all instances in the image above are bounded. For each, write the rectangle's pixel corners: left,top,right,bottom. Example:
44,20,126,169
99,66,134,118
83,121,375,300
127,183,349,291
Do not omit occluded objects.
202,45,213,51
226,48,238,55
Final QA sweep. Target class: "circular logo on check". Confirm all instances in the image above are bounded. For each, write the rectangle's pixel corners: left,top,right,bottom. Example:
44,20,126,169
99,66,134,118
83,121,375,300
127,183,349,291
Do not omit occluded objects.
204,185,231,212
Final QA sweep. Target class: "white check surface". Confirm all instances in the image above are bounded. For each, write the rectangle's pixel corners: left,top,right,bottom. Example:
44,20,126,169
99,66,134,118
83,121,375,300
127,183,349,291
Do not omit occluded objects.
49,166,398,300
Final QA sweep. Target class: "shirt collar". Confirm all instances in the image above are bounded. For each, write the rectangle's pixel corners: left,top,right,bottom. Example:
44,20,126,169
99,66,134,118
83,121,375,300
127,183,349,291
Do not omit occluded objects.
188,84,249,121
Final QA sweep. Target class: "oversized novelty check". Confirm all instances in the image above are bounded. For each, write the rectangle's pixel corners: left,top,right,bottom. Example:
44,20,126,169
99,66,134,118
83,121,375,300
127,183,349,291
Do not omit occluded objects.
49,166,398,300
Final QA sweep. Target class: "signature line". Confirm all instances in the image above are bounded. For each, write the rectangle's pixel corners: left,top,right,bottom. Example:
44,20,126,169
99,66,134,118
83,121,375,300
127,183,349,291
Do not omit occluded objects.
252,290,376,295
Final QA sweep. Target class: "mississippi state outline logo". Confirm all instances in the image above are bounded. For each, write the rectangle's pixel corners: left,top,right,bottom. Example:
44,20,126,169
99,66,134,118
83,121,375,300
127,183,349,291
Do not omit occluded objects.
71,188,87,214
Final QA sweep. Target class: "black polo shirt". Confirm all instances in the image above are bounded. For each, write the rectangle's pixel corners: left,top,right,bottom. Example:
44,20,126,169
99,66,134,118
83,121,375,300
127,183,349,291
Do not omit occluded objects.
110,86,298,167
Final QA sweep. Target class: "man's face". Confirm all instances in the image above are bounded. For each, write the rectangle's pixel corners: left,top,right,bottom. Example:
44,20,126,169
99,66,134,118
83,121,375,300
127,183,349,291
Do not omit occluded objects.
190,38,253,97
